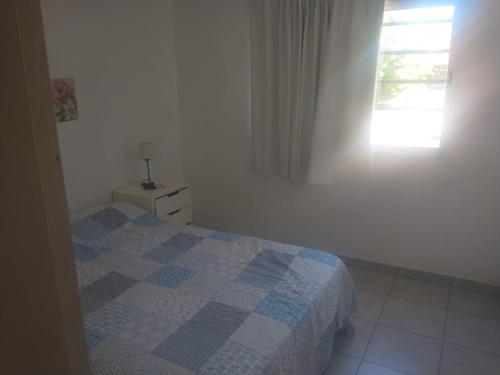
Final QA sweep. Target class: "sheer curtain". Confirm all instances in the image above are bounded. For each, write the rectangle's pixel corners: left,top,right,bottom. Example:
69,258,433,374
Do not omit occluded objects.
308,0,384,184
248,0,335,181
248,0,384,183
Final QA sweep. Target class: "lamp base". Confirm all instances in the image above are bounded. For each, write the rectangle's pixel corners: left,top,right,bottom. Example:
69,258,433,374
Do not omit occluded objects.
141,182,157,190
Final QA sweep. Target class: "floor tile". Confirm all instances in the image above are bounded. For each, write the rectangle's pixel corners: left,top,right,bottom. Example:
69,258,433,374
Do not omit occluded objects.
322,353,360,375
353,290,386,322
449,288,500,320
440,342,500,375
445,311,500,355
348,267,394,295
379,297,446,339
357,361,408,375
333,317,375,358
364,325,442,375
390,277,450,308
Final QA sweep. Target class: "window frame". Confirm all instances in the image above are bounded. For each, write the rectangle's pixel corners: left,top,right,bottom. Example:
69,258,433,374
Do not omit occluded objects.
371,5,456,150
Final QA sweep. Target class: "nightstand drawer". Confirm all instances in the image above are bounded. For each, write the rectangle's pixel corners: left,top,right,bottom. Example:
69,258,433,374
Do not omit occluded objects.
155,187,191,217
163,205,192,225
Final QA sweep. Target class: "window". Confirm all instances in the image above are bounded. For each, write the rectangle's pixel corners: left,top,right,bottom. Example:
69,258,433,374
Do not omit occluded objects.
371,4,455,149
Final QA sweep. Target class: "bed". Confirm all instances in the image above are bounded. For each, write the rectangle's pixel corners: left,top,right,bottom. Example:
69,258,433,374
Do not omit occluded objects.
72,203,357,375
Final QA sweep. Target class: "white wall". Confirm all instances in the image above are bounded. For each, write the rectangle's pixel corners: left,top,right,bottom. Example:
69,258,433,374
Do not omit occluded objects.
173,0,500,285
41,0,183,212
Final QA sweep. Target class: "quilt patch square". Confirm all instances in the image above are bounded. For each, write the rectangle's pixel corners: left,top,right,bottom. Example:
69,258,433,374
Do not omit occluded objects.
96,251,163,280
93,230,164,256
236,249,295,289
89,338,148,375
184,277,267,311
143,233,204,264
199,256,248,281
172,251,217,272
76,263,112,288
208,231,240,242
298,247,338,267
73,242,108,263
71,217,109,242
114,282,208,323
86,302,141,335
275,271,322,302
132,214,164,227
85,328,107,349
140,356,194,375
198,340,269,375
255,290,310,330
189,302,250,337
118,313,181,352
152,324,226,371
80,288,109,315
230,313,291,354
145,265,195,289
90,207,129,233
84,271,138,302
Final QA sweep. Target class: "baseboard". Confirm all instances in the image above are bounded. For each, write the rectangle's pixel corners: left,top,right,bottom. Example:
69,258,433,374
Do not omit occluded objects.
339,255,500,297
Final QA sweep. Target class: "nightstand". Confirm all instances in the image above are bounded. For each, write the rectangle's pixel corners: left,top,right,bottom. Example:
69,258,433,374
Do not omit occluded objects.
112,181,192,225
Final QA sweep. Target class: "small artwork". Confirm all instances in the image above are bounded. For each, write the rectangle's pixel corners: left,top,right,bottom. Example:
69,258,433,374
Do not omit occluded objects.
51,78,79,122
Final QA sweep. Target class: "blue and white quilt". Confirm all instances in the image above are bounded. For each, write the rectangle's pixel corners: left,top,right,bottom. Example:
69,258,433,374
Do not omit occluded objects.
71,203,357,375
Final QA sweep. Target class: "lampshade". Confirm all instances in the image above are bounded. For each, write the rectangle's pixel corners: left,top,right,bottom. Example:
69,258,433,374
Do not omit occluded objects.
137,142,155,160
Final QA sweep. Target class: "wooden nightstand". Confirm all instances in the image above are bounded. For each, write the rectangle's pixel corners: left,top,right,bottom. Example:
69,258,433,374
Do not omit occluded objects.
112,181,192,225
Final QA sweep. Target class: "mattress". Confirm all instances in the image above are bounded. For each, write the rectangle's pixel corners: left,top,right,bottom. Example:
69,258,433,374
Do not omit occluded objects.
71,202,357,375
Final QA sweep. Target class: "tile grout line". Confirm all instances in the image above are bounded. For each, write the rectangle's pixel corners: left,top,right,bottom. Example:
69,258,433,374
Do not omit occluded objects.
361,359,413,375
437,280,453,375
345,261,500,298
349,267,500,373
352,318,500,360
443,340,500,358
354,271,398,375
446,307,500,324
374,322,444,342
357,285,449,310
357,282,500,324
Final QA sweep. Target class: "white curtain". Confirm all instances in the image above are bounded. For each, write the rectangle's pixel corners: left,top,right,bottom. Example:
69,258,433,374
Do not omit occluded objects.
308,0,385,184
248,0,385,183
248,0,335,181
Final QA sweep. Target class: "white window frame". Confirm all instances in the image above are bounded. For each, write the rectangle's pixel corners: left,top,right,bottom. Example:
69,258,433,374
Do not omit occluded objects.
371,4,456,150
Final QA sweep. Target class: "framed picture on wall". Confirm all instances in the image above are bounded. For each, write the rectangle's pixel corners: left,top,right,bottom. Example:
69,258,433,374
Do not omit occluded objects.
51,78,79,122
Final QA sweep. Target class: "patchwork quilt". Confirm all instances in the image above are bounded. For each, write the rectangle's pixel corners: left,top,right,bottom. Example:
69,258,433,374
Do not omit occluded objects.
72,203,357,375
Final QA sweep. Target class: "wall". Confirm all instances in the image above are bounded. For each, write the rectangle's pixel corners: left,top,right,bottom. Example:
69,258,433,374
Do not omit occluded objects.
41,0,183,213
173,0,500,285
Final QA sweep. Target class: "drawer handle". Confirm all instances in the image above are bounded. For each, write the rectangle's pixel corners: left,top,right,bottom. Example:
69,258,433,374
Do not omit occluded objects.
169,209,181,216
166,187,188,198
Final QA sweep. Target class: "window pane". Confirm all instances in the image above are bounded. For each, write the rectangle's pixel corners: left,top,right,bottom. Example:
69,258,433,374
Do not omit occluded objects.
371,110,443,148
380,22,453,51
375,82,446,109
377,53,450,81
383,6,455,24
371,6,455,149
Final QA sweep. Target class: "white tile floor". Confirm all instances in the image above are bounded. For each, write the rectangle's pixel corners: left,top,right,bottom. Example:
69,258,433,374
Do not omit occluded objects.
323,266,500,375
